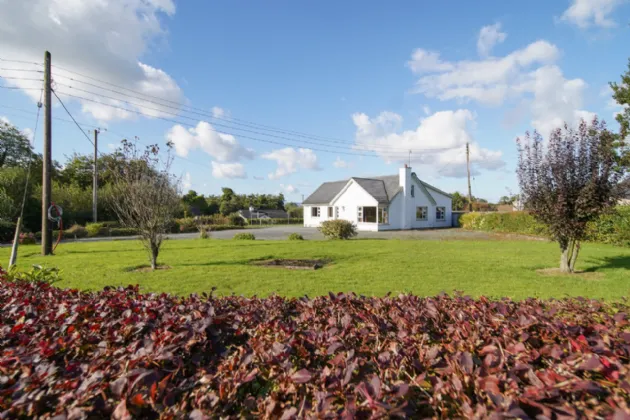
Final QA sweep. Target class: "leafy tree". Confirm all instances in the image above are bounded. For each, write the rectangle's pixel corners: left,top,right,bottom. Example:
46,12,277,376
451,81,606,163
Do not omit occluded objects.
182,190,209,216
108,141,180,270
451,192,467,211
517,119,621,273
285,202,303,218
0,187,14,221
609,59,630,169
0,121,34,169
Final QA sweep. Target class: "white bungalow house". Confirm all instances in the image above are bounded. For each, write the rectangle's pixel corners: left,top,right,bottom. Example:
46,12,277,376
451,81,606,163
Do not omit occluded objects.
303,165,452,231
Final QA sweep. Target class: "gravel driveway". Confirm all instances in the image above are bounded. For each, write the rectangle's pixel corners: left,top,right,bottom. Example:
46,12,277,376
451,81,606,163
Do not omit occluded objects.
208,226,498,241
0,226,525,248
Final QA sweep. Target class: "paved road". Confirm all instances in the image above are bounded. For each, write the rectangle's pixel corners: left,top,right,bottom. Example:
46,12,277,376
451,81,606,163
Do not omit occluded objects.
2,226,537,247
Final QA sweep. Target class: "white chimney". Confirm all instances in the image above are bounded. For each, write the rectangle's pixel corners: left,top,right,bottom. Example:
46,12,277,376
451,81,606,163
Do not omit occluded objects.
399,164,412,194
399,165,412,229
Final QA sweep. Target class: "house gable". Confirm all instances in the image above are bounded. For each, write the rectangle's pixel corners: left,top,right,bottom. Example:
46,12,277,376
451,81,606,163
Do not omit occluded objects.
332,179,379,207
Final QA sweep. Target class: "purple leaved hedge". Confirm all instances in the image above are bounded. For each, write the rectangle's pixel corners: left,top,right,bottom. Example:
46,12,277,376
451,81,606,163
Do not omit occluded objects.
1,276,629,418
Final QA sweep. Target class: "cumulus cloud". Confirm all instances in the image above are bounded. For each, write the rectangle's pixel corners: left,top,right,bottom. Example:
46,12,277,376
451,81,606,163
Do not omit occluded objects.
477,23,507,57
280,184,299,194
211,162,247,179
408,40,559,106
261,148,321,179
560,0,624,28
333,156,352,168
352,109,504,178
408,26,592,138
0,0,183,122
166,121,254,162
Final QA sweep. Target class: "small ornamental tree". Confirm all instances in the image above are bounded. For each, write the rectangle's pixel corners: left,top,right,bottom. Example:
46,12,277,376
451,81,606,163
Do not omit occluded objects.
108,140,180,270
517,119,621,273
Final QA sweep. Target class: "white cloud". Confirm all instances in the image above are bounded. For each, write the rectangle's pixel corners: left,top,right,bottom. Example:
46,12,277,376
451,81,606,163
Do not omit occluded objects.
211,162,247,179
261,148,320,179
477,23,507,57
601,84,627,120
407,50,454,74
422,105,431,116
280,184,299,194
408,27,591,138
333,156,352,168
0,0,183,122
22,128,34,143
211,107,229,119
182,172,192,190
560,0,624,28
106,143,117,150
409,40,559,106
166,121,254,162
352,109,504,178
0,117,35,143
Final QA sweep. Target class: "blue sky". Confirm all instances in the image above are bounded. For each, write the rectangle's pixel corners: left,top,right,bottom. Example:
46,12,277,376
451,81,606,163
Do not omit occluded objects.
1,0,628,202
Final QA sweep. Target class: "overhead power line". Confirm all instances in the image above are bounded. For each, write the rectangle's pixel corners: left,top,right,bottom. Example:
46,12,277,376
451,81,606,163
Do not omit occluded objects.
51,90,96,148
0,76,44,81
52,89,444,158
52,74,442,154
0,85,43,90
0,57,43,66
53,82,449,155
0,68,43,73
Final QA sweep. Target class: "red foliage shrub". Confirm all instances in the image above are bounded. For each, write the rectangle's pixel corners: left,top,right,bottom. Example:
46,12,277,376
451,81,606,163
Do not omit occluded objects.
1,278,629,418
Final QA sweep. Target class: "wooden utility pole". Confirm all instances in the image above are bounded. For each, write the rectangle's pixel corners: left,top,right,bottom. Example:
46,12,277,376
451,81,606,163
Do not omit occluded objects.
466,142,473,212
93,129,99,223
41,51,52,255
8,217,22,267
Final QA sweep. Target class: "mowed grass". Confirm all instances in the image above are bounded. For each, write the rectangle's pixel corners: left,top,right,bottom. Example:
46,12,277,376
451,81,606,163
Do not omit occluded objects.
1,238,629,300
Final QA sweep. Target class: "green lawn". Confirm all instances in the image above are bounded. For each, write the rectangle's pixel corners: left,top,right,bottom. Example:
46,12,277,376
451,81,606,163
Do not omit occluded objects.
1,238,629,300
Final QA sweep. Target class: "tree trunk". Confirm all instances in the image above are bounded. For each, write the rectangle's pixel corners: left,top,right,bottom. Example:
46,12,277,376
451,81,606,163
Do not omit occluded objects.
560,247,571,273
569,241,581,272
150,242,159,270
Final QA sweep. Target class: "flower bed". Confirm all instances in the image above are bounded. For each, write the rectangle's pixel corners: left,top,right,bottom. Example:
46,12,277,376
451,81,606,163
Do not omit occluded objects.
0,278,628,417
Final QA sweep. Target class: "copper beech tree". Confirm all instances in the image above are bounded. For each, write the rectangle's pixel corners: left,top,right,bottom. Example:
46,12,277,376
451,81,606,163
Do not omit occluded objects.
108,140,180,270
517,119,621,273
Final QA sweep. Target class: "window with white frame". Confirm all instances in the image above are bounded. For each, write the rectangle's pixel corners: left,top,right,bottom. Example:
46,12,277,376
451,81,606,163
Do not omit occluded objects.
357,206,377,223
416,206,427,221
436,206,446,221
327,206,333,218
379,207,389,224
311,206,320,217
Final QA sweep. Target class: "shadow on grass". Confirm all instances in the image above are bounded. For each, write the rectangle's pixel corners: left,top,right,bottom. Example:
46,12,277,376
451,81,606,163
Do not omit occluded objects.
584,255,630,272
64,245,202,255
178,257,275,268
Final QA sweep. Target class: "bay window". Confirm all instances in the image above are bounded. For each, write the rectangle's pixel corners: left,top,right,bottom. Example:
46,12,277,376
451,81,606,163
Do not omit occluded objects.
357,206,377,223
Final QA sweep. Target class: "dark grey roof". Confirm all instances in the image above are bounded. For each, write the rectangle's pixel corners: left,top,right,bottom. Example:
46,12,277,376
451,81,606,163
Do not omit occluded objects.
302,180,348,204
303,174,448,205
303,175,402,205
239,209,288,219
370,175,403,202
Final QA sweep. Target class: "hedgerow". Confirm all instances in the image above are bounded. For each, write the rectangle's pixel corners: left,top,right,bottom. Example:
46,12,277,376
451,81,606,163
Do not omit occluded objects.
0,277,629,417
461,208,630,246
